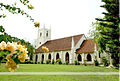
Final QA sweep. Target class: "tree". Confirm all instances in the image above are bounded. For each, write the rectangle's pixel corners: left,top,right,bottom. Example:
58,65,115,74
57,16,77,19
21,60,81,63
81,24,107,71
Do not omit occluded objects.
93,0,119,67
0,0,37,62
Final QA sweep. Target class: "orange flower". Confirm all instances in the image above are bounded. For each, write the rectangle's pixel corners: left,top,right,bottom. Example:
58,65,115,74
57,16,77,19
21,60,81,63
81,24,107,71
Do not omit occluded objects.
34,22,40,27
28,4,34,9
0,41,7,50
42,46,49,53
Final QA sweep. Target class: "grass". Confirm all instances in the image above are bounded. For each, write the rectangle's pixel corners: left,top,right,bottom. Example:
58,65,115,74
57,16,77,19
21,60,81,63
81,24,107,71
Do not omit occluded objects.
16,64,118,72
0,75,118,81
0,64,119,81
0,64,118,72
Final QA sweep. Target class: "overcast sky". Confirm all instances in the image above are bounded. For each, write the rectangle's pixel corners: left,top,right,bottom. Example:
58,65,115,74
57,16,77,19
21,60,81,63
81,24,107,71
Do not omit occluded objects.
0,0,105,44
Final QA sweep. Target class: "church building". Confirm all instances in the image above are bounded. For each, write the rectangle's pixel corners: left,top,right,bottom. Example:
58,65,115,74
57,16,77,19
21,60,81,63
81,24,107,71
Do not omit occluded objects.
33,27,103,64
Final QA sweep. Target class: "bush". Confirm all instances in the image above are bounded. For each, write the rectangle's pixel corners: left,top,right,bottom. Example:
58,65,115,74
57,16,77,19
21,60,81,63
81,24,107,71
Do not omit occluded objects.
52,59,54,64
102,57,109,66
24,60,34,64
46,59,51,64
41,59,44,64
75,60,78,65
38,62,40,64
66,60,69,65
78,62,80,65
75,60,80,65
94,59,99,66
57,59,62,64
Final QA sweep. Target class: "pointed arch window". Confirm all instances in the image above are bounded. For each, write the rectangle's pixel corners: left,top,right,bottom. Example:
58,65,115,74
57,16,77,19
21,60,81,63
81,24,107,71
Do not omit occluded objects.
46,31,48,37
40,33,42,37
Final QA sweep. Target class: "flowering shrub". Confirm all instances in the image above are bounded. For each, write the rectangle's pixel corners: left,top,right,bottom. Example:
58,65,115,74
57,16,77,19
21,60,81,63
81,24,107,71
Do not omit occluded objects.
42,46,49,53
34,22,40,27
0,41,29,72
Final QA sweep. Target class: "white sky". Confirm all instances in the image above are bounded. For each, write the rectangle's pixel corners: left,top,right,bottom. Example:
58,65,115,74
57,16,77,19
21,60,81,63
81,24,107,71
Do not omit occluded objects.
0,0,105,44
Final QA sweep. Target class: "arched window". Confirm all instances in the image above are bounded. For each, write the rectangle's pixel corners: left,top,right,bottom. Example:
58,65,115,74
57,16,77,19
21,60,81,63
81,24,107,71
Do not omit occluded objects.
87,54,92,61
42,54,44,60
78,54,82,61
40,33,42,37
46,31,48,37
65,52,69,63
56,53,59,60
35,55,38,62
48,54,51,60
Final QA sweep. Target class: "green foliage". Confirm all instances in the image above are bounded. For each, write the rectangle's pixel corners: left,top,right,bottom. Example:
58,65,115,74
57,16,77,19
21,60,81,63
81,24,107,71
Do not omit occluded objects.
51,59,54,64
94,59,99,66
0,1,36,62
75,61,80,65
101,57,109,66
0,50,10,63
46,59,51,64
37,62,40,64
23,60,33,64
66,61,69,65
75,60,78,65
89,0,119,66
57,59,62,64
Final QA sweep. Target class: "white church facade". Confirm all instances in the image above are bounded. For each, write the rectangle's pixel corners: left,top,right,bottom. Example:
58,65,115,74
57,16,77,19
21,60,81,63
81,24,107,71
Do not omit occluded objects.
33,27,105,64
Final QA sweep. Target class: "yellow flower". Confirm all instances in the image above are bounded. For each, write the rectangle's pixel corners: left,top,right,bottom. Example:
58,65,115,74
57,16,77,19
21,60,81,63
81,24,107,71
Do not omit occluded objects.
18,54,26,63
42,46,49,53
17,45,23,52
34,22,40,27
6,42,16,52
9,68,14,72
0,41,7,50
28,4,34,9
6,60,17,72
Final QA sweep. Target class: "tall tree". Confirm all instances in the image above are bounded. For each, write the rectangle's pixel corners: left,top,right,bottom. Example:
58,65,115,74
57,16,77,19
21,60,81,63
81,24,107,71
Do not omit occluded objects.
95,0,119,66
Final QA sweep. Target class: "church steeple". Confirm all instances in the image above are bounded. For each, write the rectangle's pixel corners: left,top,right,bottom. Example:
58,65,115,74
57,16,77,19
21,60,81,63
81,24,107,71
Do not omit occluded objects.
36,25,51,48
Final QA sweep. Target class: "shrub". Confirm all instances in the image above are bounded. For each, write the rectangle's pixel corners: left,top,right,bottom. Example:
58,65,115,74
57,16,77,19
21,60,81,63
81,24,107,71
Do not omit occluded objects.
46,59,51,64
41,59,44,64
94,59,99,66
38,62,40,64
57,59,62,64
78,62,80,65
66,60,69,65
24,60,34,64
75,60,78,65
75,60,80,65
52,59,54,64
102,57,109,66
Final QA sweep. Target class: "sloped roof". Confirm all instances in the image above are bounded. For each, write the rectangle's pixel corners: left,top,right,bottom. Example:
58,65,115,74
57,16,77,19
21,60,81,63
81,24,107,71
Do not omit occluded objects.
35,34,84,53
76,40,95,53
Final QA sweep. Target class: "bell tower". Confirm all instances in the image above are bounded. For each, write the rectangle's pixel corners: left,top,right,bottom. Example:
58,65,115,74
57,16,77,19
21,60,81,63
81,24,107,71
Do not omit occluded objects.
36,25,51,48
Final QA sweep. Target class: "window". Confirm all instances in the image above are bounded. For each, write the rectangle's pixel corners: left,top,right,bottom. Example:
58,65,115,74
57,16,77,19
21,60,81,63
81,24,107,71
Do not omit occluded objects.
78,54,82,61
40,33,42,37
46,31,48,37
87,54,92,61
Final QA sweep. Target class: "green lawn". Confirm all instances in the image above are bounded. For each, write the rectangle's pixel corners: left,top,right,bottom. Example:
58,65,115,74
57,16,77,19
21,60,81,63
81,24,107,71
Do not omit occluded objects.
0,64,119,81
0,75,118,81
16,64,118,72
0,64,118,72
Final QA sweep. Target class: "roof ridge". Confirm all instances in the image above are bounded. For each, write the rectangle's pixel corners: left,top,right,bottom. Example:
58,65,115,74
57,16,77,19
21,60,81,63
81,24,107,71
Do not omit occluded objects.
47,34,84,42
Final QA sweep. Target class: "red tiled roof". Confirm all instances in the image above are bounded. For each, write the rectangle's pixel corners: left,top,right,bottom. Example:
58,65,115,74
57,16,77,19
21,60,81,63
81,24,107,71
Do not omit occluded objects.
35,34,84,53
76,40,95,54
